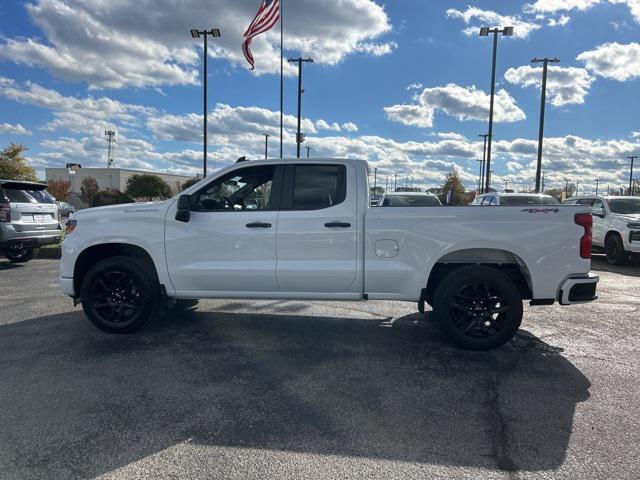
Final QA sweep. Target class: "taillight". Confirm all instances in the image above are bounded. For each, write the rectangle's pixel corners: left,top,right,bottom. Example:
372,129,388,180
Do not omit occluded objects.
0,202,10,222
575,213,592,259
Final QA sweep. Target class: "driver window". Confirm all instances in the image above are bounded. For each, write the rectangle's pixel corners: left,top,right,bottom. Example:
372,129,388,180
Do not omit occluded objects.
193,165,275,211
592,199,604,212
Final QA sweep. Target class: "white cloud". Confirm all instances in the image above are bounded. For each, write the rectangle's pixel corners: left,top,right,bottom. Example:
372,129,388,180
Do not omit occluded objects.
446,6,541,38
407,82,423,91
316,120,342,131
609,0,640,23
504,65,595,106
0,78,153,135
525,0,600,13
547,14,571,25
384,83,525,128
342,122,359,132
354,41,397,56
0,122,31,135
0,0,392,89
577,42,640,81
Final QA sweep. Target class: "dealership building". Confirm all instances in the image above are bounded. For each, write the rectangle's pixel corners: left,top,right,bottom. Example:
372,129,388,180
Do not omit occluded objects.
45,166,196,196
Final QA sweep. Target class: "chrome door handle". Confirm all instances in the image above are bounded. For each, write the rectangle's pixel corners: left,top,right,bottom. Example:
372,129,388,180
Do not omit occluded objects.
246,222,272,228
324,222,351,228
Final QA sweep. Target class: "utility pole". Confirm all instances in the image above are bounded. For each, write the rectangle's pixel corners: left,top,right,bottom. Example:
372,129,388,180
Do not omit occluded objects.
504,178,509,192
287,57,313,158
190,28,222,176
595,179,599,196
263,133,270,159
394,173,397,191
628,156,638,195
104,130,116,167
373,168,377,200
565,178,569,197
305,146,311,158
541,170,545,192
532,57,560,193
476,159,483,193
478,133,489,193
479,26,514,193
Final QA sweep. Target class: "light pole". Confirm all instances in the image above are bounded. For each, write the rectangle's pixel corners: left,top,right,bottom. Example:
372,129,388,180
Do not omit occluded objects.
478,133,489,193
479,26,514,193
504,178,510,192
595,178,599,196
190,28,221,176
305,146,311,158
628,156,638,195
287,57,313,158
476,159,483,193
263,133,270,159
532,57,560,192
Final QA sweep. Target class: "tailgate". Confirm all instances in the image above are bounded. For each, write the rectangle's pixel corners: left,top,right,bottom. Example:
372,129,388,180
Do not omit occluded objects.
10,202,59,232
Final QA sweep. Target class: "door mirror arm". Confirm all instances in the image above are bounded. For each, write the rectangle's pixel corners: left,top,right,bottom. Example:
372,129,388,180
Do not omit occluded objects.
175,194,191,222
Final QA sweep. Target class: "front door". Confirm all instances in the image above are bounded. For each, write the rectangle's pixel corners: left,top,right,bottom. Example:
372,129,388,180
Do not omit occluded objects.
165,164,282,294
276,163,358,293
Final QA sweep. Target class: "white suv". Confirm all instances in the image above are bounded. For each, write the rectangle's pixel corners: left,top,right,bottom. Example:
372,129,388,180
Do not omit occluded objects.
563,196,640,265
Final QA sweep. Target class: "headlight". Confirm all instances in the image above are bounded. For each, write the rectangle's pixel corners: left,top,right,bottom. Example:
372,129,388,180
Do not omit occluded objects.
64,219,77,235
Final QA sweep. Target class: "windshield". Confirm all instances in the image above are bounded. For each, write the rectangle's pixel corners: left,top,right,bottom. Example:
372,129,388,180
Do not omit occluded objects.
499,195,559,205
382,195,441,207
608,198,640,214
3,187,55,204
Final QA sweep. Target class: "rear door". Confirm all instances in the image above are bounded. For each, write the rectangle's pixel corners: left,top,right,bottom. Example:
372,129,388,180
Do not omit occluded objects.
276,163,358,293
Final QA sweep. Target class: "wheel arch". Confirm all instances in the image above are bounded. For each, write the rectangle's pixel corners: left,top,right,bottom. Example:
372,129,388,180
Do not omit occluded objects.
424,248,533,303
74,243,159,299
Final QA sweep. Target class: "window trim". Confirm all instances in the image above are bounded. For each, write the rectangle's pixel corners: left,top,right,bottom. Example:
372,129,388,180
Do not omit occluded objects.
190,164,284,213
280,163,347,211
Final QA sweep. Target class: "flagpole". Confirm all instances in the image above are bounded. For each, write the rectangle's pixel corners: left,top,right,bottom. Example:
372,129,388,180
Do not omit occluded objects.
279,0,283,158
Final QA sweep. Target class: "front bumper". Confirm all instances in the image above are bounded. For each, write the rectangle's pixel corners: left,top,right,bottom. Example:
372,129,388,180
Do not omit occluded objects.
558,273,599,305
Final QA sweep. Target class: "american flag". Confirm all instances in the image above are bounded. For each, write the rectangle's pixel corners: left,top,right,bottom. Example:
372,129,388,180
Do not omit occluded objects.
242,0,280,70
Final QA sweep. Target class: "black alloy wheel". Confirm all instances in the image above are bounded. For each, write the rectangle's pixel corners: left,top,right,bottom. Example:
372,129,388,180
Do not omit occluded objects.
433,265,523,350
450,282,509,338
81,256,159,333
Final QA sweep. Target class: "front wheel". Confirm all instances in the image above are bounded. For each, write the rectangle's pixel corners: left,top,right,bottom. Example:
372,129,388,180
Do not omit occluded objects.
432,266,523,350
5,247,37,263
81,256,159,333
605,234,627,265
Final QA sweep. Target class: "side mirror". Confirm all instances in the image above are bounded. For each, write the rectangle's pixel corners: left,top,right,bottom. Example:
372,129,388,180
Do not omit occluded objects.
175,194,191,222
592,208,605,218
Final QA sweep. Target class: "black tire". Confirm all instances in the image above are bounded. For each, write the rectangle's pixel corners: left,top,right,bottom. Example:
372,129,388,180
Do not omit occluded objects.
432,266,523,350
605,234,627,265
171,299,199,310
80,255,159,333
5,247,37,263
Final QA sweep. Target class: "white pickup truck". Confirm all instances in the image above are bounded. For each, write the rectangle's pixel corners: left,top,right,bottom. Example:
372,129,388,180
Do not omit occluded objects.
60,158,598,350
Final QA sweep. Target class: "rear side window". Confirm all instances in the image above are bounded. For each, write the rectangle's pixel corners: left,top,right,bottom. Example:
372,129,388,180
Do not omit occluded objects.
500,195,559,205
288,164,346,210
382,195,441,207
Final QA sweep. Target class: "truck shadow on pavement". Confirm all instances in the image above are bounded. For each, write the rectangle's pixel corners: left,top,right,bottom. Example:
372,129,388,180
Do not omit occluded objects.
0,307,590,478
591,255,640,277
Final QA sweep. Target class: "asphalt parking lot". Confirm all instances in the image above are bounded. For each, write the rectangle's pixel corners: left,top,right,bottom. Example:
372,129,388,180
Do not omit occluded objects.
1,257,639,480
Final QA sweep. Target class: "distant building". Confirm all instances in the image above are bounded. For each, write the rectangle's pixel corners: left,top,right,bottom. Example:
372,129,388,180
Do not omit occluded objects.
45,166,196,195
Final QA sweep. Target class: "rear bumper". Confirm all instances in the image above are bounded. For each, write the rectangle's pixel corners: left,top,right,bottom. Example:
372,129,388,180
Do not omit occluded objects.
558,273,599,305
0,234,60,250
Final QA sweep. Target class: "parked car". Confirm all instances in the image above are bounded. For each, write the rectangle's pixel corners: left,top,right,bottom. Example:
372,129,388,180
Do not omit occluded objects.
473,192,559,206
563,195,640,265
0,180,60,263
379,191,442,207
56,201,76,218
61,158,598,350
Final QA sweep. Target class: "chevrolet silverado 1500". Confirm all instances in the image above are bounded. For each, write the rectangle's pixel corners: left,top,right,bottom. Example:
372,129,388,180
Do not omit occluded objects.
60,158,598,350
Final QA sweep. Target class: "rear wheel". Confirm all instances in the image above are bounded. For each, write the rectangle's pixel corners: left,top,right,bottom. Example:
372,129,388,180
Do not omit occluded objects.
5,247,37,263
605,234,627,265
433,266,523,350
80,256,159,333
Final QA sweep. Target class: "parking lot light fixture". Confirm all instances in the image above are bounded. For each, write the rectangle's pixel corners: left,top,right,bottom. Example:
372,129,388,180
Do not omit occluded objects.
190,27,222,176
479,26,514,193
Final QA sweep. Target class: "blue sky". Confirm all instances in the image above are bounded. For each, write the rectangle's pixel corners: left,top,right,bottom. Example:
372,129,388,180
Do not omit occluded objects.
0,0,639,192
